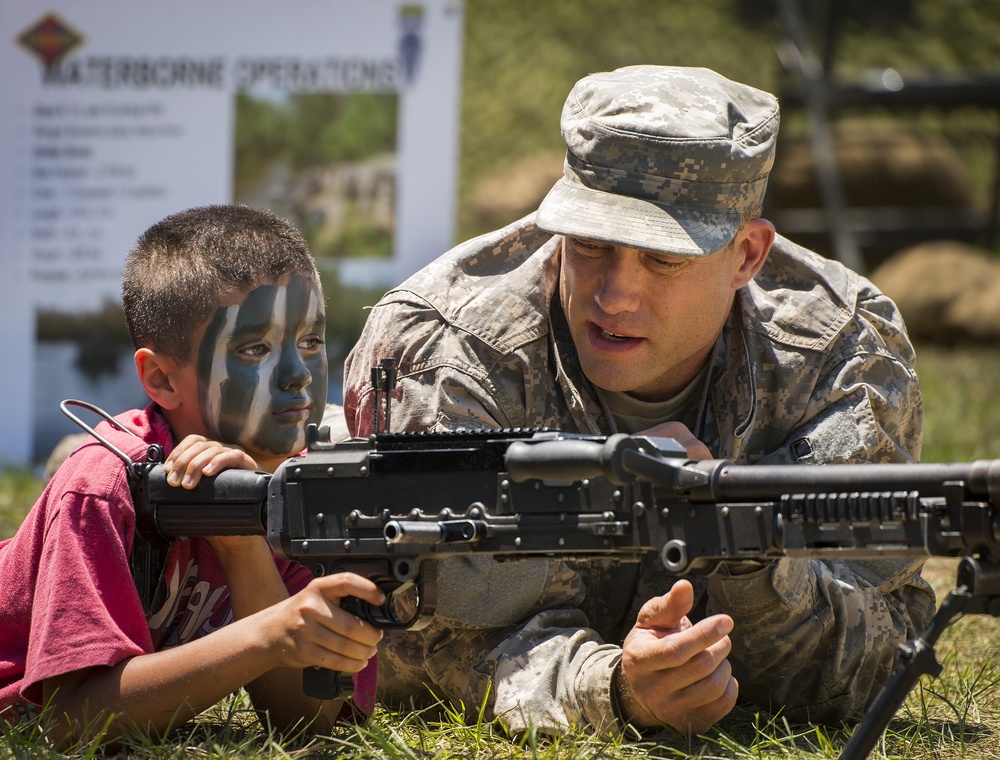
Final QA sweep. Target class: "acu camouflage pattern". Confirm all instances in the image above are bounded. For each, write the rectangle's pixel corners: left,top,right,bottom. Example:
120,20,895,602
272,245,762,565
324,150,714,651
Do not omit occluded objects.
343,214,934,737
536,66,779,257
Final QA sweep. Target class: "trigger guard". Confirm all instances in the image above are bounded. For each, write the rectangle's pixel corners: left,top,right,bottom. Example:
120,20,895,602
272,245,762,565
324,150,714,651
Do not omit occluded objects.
342,577,437,630
341,594,411,627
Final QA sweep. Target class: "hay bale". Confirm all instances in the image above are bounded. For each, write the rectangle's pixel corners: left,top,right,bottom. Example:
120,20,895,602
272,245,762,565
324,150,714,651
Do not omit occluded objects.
870,241,1000,343
946,272,1000,342
770,118,977,211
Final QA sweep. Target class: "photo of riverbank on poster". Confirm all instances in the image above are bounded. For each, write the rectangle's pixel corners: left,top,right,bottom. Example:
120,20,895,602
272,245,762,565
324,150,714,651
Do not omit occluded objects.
0,0,463,464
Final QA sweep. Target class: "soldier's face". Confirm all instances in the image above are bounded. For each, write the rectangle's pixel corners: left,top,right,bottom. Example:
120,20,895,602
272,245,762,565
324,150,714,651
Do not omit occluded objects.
195,273,327,463
559,236,741,401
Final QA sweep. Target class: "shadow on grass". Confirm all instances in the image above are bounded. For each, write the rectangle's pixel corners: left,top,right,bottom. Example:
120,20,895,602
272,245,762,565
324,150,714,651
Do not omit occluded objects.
873,716,994,759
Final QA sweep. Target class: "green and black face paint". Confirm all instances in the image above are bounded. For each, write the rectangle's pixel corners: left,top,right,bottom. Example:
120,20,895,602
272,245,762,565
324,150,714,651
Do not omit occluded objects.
197,273,327,458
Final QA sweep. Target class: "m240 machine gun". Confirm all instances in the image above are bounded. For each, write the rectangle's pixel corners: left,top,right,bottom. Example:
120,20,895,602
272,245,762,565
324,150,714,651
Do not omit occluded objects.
61,387,1000,760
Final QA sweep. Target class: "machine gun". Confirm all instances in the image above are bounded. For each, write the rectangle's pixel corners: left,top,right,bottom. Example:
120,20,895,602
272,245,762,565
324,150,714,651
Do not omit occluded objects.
60,385,1000,760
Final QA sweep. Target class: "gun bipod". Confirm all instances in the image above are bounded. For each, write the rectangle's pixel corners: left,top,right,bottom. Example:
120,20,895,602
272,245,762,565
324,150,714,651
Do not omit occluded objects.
840,557,1000,760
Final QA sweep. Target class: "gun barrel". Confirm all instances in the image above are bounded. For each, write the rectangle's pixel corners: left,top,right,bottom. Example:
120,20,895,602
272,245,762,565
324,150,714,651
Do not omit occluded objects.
702,460,1000,502
507,435,1000,505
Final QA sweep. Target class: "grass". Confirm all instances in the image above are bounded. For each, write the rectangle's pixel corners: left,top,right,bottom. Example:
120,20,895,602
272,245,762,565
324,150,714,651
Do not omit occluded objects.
4,670,999,759
0,468,46,541
455,0,1000,244
4,344,1000,758
914,344,1000,463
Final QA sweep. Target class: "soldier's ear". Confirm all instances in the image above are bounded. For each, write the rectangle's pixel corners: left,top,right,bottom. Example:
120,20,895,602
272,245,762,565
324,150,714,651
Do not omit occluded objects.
731,218,774,288
135,348,182,410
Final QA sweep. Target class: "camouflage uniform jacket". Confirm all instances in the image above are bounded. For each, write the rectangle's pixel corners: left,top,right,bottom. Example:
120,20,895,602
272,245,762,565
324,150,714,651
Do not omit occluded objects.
343,213,935,737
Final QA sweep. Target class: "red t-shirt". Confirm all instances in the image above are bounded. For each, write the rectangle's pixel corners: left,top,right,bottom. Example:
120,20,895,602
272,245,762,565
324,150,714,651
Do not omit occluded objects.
0,404,376,720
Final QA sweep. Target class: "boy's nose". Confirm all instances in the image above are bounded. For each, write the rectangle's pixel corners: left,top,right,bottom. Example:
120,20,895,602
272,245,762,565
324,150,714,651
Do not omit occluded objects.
276,344,311,388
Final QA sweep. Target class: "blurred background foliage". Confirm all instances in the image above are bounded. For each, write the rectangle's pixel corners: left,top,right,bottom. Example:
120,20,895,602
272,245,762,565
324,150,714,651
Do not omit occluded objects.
457,0,1000,256
234,91,398,194
234,91,398,262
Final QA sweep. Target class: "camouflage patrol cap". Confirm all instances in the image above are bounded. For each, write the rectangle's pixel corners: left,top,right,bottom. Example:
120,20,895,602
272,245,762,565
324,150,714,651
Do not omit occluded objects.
536,65,779,256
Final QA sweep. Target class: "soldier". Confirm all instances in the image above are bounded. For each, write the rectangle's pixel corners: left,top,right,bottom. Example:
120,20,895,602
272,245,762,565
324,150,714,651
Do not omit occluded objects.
344,66,934,737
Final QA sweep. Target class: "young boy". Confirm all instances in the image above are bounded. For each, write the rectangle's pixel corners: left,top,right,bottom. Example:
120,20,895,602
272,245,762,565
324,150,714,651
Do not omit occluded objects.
0,205,383,743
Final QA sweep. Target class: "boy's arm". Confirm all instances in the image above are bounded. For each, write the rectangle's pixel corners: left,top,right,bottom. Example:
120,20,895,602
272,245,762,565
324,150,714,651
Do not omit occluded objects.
40,438,384,743
41,569,382,740
206,534,379,731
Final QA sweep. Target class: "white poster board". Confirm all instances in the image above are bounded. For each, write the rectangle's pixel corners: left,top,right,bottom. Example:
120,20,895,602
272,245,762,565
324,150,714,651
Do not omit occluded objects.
0,0,463,464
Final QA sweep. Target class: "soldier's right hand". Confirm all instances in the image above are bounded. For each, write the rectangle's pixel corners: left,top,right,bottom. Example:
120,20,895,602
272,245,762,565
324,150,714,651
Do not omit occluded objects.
637,421,712,460
616,579,738,734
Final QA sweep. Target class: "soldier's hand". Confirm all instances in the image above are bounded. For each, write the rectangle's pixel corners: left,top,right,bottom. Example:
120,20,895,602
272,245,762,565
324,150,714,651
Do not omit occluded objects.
616,579,738,734
637,421,712,460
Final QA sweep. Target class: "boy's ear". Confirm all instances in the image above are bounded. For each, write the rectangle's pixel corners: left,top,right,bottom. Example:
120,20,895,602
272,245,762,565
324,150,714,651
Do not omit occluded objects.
135,348,182,410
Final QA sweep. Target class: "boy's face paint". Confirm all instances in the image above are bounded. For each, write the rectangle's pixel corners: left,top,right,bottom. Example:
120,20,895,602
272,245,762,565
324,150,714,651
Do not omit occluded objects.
196,274,327,460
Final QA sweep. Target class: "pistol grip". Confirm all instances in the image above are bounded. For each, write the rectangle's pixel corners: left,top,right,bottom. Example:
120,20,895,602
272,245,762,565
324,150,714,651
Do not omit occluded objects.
302,666,354,701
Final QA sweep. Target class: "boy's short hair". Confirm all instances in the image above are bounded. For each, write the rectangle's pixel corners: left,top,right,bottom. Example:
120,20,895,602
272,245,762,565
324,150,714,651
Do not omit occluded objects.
122,204,322,363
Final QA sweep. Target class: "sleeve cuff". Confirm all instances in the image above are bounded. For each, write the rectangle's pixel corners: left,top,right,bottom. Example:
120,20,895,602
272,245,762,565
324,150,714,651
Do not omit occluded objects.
707,558,811,613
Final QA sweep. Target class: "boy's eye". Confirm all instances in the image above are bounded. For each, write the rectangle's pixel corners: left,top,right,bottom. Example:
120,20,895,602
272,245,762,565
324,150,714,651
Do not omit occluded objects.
299,335,325,351
237,342,270,359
